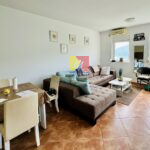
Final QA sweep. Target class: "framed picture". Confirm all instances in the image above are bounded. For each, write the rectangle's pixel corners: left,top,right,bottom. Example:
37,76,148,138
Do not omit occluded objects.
84,36,90,46
49,31,58,42
134,33,145,41
60,43,68,54
69,34,76,44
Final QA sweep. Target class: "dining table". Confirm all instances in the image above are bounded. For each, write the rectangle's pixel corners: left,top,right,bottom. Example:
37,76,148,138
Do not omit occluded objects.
0,82,47,129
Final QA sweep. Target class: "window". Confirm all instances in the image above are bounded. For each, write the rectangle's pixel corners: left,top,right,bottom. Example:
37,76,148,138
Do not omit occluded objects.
114,41,129,62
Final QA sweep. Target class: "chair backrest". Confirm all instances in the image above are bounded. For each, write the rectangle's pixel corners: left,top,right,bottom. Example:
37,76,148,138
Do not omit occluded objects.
3,93,39,141
137,67,150,75
0,79,11,88
50,76,60,93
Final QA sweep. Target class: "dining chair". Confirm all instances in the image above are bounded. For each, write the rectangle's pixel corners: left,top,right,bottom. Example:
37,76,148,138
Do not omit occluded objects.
45,75,60,112
0,79,11,88
0,93,40,150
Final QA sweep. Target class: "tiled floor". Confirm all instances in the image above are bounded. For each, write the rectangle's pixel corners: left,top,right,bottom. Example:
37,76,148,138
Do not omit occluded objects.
10,89,150,150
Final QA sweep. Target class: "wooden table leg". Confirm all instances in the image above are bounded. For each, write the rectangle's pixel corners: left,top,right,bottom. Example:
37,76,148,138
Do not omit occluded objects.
0,133,2,149
39,104,47,129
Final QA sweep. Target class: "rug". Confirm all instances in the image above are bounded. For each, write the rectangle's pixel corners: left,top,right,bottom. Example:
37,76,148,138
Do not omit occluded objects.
116,87,141,105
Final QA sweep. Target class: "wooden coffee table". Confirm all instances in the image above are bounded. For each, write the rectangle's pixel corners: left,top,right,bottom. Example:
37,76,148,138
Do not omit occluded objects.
109,77,132,96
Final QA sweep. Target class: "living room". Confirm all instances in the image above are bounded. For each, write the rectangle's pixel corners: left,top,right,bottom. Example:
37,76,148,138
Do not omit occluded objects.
0,0,150,150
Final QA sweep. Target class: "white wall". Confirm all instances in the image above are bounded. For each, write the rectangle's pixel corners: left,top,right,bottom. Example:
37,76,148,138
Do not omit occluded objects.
100,23,150,82
0,6,100,86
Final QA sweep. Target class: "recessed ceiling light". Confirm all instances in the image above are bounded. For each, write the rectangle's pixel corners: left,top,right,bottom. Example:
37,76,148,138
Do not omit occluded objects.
125,17,135,23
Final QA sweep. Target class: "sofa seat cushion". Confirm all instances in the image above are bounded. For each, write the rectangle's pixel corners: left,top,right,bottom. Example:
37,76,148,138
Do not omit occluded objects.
90,85,116,106
88,75,113,85
75,85,116,119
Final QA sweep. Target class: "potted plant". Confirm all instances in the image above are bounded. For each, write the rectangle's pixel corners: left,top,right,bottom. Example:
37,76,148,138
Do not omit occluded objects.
118,68,123,81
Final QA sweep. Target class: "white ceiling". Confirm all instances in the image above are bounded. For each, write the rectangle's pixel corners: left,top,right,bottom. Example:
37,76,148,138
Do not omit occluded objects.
0,0,150,31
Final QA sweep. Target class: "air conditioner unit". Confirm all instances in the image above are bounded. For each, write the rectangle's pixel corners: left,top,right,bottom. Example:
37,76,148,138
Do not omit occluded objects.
111,28,128,36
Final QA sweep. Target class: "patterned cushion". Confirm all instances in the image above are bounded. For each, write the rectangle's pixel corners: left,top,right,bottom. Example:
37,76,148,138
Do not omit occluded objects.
88,67,94,78
90,66,101,76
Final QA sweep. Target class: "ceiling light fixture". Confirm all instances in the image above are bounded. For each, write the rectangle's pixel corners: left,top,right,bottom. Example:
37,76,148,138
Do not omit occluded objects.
125,17,135,23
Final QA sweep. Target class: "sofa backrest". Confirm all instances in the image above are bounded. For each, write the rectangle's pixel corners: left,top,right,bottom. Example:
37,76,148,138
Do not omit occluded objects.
137,67,150,75
56,66,101,78
43,78,81,98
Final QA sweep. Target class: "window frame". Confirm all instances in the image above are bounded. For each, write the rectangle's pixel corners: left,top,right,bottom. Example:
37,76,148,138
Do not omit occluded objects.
111,35,130,63
113,40,130,62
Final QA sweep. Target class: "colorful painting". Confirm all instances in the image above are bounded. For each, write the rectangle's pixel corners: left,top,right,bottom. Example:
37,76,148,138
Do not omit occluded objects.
69,56,89,75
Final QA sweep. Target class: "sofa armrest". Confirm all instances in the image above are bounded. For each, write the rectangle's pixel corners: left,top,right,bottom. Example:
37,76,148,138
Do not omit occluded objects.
59,83,81,98
110,70,116,79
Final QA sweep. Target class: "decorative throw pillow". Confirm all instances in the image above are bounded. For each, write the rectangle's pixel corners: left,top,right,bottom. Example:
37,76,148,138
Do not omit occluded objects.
101,66,110,75
92,66,99,72
91,66,100,76
76,68,84,76
88,67,94,78
65,74,75,77
71,80,92,95
60,76,71,84
76,68,89,77
76,76,88,82
65,74,76,81
56,71,69,77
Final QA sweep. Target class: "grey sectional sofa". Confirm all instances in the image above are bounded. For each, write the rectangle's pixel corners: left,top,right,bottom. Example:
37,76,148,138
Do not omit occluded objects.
43,66,116,125
88,66,116,86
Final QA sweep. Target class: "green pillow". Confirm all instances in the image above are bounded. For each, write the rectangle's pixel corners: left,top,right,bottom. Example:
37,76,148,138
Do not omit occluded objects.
76,76,88,82
65,74,75,77
71,80,92,95
60,76,71,84
65,74,76,81
56,71,69,77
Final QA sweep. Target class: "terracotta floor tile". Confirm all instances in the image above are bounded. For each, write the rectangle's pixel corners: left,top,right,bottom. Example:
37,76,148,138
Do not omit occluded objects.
118,103,150,118
63,141,75,150
74,139,104,150
100,106,120,119
128,134,150,150
99,118,127,139
9,89,150,150
103,137,131,150
121,118,150,136
42,141,64,150
45,121,77,141
75,123,102,139
118,107,135,118
144,117,150,129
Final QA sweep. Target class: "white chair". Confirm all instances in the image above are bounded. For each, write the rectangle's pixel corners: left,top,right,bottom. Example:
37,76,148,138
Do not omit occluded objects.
0,79,11,88
0,93,40,150
45,75,60,112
